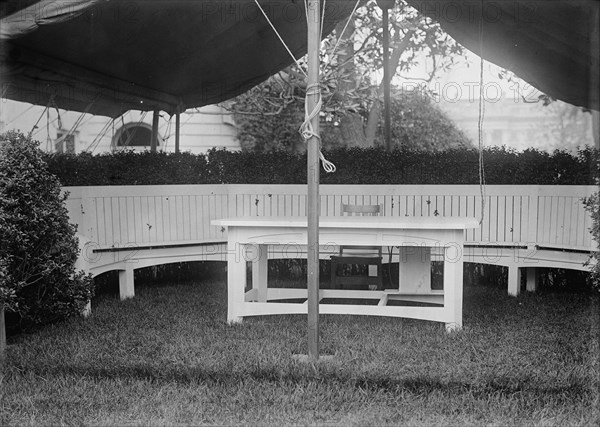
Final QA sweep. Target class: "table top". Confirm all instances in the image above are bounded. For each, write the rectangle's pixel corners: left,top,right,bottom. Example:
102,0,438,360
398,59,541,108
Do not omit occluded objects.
213,216,480,230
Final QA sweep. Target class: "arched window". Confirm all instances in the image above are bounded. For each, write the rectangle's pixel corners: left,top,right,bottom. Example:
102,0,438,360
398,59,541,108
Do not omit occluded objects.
112,123,160,149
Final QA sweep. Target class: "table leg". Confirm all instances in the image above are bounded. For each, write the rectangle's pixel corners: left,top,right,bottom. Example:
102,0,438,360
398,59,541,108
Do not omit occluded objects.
444,243,464,332
227,234,246,324
252,244,268,302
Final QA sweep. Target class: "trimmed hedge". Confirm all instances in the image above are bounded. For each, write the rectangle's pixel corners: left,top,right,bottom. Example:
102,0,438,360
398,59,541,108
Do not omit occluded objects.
44,146,598,186
44,151,210,186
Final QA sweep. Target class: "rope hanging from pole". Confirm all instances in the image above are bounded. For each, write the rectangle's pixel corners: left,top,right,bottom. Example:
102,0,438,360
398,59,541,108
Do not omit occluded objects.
299,83,336,173
300,0,336,172
29,95,53,138
49,97,62,129
477,0,487,225
161,113,173,150
46,104,51,151
54,99,97,149
255,0,343,172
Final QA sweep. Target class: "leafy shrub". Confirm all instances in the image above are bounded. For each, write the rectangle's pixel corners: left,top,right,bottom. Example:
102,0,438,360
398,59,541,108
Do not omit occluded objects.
231,79,305,152
387,90,472,151
584,191,600,292
0,131,94,330
582,147,600,292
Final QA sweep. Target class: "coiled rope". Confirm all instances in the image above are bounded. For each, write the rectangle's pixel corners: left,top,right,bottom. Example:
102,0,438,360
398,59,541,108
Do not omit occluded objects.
299,83,336,173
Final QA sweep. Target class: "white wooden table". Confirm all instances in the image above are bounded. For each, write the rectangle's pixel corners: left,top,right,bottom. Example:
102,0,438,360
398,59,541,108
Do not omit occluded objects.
212,216,479,331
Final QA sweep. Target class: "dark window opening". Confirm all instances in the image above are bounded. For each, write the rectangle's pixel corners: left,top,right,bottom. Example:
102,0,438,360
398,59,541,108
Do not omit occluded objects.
113,123,159,148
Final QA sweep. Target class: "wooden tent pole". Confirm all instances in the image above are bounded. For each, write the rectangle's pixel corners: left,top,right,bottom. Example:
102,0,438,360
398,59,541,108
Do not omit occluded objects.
591,6,599,150
175,112,181,154
151,110,159,153
382,6,392,151
306,0,321,361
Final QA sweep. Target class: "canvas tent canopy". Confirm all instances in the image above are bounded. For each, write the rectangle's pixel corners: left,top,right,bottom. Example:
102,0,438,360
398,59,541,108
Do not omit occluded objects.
1,0,598,118
408,0,599,112
0,0,360,117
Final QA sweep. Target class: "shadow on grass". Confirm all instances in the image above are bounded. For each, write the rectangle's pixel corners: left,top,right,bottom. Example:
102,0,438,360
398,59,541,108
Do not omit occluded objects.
17,362,588,403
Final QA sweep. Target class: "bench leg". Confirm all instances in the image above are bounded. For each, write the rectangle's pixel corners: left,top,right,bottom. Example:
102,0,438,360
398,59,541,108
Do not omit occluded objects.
119,264,135,300
81,300,92,318
507,264,522,297
526,267,538,292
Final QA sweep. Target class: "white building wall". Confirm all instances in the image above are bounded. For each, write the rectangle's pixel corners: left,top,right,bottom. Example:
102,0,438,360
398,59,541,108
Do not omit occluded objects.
0,100,240,154
438,97,594,152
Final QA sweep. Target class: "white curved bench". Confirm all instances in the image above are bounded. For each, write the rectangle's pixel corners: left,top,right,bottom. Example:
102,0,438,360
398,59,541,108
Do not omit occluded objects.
65,184,596,307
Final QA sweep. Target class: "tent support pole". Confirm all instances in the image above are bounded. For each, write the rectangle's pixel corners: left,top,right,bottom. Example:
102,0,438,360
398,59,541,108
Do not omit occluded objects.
175,112,181,154
306,0,321,361
151,110,159,153
591,7,599,150
382,6,392,151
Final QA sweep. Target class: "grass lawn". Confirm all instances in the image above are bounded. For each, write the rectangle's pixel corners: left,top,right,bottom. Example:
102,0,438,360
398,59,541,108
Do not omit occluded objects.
1,276,599,426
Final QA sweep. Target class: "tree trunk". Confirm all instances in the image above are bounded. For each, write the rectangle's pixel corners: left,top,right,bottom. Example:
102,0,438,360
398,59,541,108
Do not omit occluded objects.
339,113,367,147
334,20,368,147
365,99,383,147
364,31,415,147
